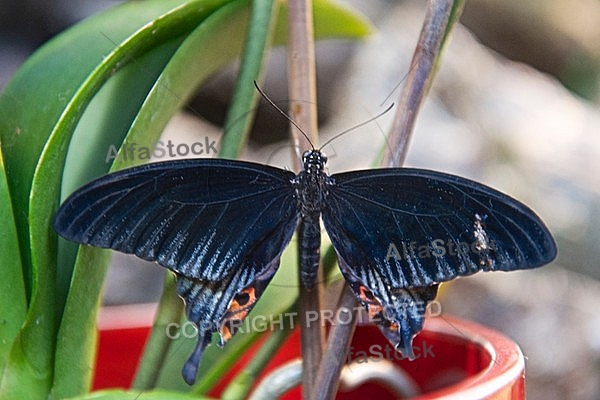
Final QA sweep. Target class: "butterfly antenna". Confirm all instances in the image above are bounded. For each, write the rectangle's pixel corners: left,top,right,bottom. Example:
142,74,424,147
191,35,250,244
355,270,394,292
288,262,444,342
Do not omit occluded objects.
319,103,395,151
253,81,315,149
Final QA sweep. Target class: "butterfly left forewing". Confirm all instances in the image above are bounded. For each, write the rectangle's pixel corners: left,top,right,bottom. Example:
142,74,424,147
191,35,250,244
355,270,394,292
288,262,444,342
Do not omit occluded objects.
54,159,298,282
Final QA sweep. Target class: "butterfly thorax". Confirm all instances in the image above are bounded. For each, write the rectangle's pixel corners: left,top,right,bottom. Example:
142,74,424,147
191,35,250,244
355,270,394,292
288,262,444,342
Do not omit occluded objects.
294,150,329,219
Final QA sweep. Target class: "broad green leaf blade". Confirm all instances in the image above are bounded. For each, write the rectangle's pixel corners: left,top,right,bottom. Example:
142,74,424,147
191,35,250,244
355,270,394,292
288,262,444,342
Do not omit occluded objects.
111,0,251,171
274,0,373,44
0,1,232,398
219,0,280,159
0,0,229,299
47,2,235,397
65,388,214,400
0,149,26,378
51,40,185,398
56,38,185,309
312,0,373,38
56,0,259,395
50,247,111,398
52,42,188,397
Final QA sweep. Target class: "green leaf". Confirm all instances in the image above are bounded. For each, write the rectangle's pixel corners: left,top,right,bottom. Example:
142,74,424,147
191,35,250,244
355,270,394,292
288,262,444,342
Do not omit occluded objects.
0,1,233,398
219,0,280,159
0,0,230,301
57,0,268,394
0,149,26,378
56,38,186,309
65,388,215,400
50,247,111,398
110,0,251,172
49,2,236,397
51,38,188,399
312,0,373,38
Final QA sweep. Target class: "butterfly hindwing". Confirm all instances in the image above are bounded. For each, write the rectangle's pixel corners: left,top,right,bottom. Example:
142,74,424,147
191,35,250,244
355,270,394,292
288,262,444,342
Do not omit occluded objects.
339,255,439,358
176,256,281,384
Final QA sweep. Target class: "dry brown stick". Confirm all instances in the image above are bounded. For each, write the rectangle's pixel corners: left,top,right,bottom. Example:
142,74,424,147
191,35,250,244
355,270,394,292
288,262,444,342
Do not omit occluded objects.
286,0,325,399
312,1,458,399
313,284,358,400
286,0,318,159
382,0,455,168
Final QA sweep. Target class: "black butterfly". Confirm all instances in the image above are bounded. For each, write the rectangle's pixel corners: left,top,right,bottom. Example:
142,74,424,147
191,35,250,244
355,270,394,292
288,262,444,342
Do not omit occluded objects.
53,149,557,384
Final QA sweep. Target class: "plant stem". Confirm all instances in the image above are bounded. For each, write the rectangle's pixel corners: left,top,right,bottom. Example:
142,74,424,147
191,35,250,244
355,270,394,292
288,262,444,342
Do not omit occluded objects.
286,0,319,159
221,318,293,400
286,0,324,398
132,271,183,390
382,0,460,168
313,284,358,400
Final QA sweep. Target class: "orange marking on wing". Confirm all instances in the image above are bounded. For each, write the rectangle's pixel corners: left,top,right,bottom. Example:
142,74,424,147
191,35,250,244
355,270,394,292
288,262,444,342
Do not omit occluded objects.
227,287,257,313
219,324,233,343
367,304,384,320
219,286,260,344
359,285,376,303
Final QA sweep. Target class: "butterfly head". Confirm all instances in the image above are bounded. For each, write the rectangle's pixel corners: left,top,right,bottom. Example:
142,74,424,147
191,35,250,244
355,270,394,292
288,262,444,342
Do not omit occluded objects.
302,149,327,175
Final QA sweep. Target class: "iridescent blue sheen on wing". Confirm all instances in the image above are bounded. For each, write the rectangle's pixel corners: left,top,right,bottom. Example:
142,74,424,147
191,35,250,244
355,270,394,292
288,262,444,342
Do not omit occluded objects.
53,158,298,282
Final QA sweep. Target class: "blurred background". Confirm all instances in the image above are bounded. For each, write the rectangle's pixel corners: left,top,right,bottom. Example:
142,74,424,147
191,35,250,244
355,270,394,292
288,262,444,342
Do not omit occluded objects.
2,1,599,399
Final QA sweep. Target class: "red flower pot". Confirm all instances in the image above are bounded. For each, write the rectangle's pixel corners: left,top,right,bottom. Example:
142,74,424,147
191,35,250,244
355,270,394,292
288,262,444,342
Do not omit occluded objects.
94,304,525,399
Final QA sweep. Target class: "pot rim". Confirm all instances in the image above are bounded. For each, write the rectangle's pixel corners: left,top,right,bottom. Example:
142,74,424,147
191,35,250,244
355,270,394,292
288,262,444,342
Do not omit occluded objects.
414,315,524,399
